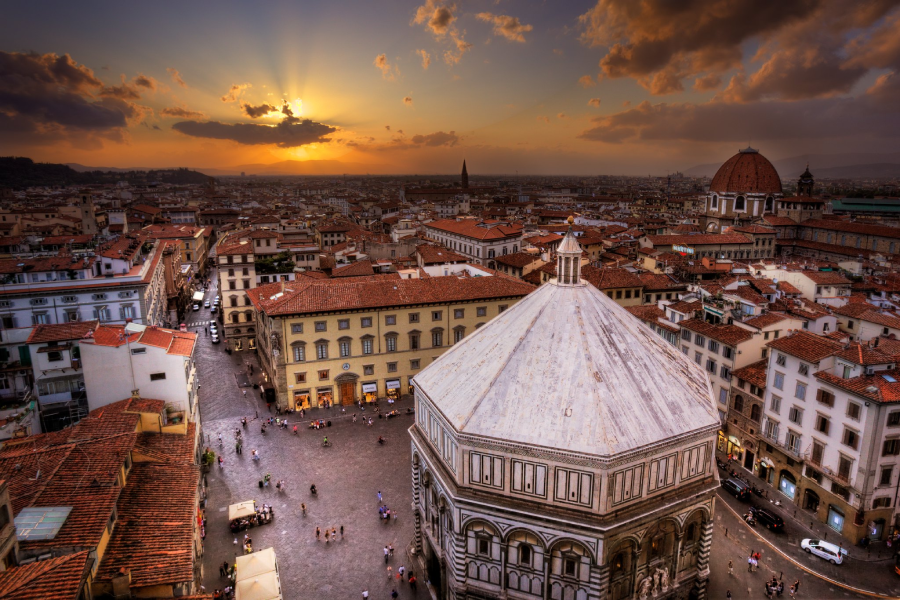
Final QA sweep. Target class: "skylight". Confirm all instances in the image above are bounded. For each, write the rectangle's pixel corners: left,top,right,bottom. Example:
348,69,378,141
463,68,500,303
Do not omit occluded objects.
15,506,72,541
883,375,897,383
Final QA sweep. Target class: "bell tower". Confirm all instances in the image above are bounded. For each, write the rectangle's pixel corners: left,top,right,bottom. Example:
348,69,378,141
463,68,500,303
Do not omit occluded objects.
460,160,469,189
555,216,583,286
797,165,814,197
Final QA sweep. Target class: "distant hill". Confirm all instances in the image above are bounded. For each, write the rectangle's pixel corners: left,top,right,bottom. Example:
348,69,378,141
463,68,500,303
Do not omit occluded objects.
0,157,212,189
214,159,395,176
685,152,900,179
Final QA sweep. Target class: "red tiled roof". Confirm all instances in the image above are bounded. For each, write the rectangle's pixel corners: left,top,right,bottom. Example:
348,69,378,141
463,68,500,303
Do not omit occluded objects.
766,330,844,363
833,342,895,366
816,369,900,403
800,271,851,285
710,149,783,194
732,359,768,389
646,233,752,246
332,260,375,278
679,318,754,346
800,218,900,240
581,265,643,290
742,312,788,329
27,320,99,344
426,219,523,241
832,305,900,329
761,215,797,226
247,271,535,316
0,550,91,600
733,225,776,234
417,245,468,265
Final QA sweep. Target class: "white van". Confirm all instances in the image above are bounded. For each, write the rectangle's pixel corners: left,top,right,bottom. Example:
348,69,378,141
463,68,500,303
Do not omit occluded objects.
801,539,846,564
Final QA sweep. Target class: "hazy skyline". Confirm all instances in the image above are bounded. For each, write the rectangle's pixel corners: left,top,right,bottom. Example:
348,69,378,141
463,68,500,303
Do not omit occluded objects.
2,0,900,175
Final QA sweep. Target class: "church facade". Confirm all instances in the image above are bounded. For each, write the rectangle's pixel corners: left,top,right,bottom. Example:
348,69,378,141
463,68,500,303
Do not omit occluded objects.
410,224,722,600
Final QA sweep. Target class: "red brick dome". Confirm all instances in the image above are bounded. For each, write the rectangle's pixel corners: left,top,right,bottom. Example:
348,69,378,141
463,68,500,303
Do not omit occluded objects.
710,147,782,195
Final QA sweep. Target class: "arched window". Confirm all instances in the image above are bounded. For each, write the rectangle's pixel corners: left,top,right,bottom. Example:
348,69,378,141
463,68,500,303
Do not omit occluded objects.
765,196,774,212
734,196,746,211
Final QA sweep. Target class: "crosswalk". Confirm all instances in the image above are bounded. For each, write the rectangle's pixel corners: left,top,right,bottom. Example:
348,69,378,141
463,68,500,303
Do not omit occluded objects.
187,320,215,328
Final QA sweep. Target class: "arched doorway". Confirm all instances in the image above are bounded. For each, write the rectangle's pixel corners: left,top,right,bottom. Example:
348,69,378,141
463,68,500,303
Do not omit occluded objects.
335,373,359,405
804,489,820,512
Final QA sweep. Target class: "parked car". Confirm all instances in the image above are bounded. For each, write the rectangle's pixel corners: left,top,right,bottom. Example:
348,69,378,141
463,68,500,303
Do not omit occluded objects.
721,478,751,500
192,304,200,311
204,300,211,308
210,305,217,314
211,333,220,344
750,506,784,531
801,539,845,565
210,324,218,334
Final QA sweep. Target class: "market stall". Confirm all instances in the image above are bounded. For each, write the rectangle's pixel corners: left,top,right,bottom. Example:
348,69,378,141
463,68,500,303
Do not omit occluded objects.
235,547,282,600
228,500,274,532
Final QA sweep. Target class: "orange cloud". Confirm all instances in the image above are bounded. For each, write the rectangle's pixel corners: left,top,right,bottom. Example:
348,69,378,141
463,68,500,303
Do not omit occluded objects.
167,67,187,88
579,75,596,88
403,96,413,106
160,106,205,119
587,98,602,107
374,54,399,81
221,83,251,102
416,49,431,70
476,12,533,43
693,74,722,92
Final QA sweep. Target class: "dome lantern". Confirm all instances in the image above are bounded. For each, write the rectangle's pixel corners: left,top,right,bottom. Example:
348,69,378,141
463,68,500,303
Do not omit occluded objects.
555,216,583,286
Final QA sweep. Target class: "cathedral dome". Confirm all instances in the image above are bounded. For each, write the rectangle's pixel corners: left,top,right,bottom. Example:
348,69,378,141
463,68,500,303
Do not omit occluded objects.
412,281,719,457
710,147,783,195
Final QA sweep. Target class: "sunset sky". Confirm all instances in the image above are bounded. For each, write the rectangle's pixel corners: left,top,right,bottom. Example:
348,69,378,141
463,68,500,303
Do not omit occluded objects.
2,1,900,175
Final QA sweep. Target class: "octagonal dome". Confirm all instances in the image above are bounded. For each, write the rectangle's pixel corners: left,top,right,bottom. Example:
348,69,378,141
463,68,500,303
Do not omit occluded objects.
710,147,783,195
412,281,719,457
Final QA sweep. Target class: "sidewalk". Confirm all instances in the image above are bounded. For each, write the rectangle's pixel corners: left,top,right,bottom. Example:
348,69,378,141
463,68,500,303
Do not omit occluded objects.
716,451,896,563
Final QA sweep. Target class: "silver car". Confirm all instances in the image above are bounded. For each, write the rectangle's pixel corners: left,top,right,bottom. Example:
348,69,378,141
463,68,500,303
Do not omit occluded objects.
801,539,845,565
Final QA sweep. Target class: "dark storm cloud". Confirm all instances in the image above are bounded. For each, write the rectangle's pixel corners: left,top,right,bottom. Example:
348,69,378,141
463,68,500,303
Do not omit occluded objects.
577,0,900,100
171,117,337,148
160,106,205,119
241,102,279,118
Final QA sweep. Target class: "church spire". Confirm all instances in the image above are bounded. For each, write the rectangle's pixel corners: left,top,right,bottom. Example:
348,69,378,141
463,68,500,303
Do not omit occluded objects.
556,216,583,286
461,159,469,189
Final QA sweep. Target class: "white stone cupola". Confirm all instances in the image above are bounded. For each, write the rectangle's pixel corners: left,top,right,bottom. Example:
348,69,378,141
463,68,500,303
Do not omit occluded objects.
555,216,583,286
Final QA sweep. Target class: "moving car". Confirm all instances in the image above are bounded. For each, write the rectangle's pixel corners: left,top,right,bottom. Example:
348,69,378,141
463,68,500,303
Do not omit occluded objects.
210,324,218,335
192,304,200,312
721,478,751,500
210,305,217,314
204,300,211,309
211,333,220,344
749,506,784,531
801,539,845,565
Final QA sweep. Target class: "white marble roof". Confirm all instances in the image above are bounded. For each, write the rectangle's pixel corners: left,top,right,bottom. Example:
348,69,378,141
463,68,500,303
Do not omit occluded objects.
414,281,719,457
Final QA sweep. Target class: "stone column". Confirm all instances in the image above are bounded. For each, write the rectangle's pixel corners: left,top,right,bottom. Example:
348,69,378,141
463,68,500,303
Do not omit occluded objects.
413,509,423,555
693,521,713,600
671,532,684,581
592,562,610,600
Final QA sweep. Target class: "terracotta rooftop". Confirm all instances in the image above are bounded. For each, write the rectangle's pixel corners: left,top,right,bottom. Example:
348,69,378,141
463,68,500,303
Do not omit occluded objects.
742,312,788,329
816,369,900,403
732,359,768,390
417,245,469,265
767,330,845,363
680,318,754,347
331,260,375,278
833,342,896,366
0,550,91,600
710,148,783,194
425,219,523,241
645,233,752,246
27,320,99,344
247,270,535,316
800,218,900,240
581,265,643,290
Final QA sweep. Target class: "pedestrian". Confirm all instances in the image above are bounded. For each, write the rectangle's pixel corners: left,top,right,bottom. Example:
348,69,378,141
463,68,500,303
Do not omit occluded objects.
398,566,405,581
726,590,732,600
389,544,394,557
378,491,383,502
353,413,357,423
409,575,416,590
391,589,398,599
747,555,753,572
384,545,389,563
315,527,321,540
790,580,799,598
361,590,368,599
728,559,733,576
219,561,227,577
325,528,330,544
331,529,337,542
387,565,392,580
217,455,224,468
340,525,344,538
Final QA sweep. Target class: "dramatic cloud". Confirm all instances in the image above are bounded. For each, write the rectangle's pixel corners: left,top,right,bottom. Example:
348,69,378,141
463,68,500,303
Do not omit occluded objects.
348,129,459,151
577,96,900,144
221,83,251,102
579,75,596,88
577,0,900,99
410,130,458,146
167,67,187,87
476,12,533,43
133,74,156,90
411,0,456,37
0,51,148,146
411,1,471,65
385,125,391,131
588,98,602,107
693,74,722,92
403,96,413,106
241,102,279,118
374,54,399,81
416,49,431,70
160,106,205,119
172,116,336,148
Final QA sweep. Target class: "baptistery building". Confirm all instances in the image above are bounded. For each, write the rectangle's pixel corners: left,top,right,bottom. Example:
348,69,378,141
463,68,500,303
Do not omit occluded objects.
703,147,783,231
409,225,721,600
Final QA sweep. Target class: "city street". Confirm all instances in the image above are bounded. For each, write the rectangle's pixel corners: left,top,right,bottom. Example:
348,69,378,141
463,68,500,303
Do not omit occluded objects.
194,270,427,599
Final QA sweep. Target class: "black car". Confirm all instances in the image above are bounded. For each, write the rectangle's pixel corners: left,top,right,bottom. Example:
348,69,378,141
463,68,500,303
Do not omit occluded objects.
750,506,784,531
721,478,751,500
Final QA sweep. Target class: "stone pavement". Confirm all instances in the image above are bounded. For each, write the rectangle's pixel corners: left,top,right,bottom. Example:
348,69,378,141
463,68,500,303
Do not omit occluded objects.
195,312,427,599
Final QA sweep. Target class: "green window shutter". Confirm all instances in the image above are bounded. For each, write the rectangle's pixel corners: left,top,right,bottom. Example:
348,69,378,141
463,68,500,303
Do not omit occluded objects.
72,346,81,359
18,345,31,367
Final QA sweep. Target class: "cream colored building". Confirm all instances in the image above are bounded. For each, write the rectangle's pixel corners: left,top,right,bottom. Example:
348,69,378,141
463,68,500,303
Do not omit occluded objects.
246,266,535,409
410,229,720,600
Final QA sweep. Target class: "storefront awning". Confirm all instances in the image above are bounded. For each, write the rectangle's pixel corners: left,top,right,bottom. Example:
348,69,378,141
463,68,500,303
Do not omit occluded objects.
362,383,377,393
386,379,401,389
228,500,256,522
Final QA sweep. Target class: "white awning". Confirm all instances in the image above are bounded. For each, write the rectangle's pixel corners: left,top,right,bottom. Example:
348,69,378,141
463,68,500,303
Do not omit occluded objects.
386,379,401,389
362,383,378,393
236,547,277,581
228,500,256,522
235,570,281,600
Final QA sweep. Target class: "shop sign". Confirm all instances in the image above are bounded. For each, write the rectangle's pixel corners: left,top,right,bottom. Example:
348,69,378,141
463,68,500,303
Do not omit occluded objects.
386,379,401,389
362,383,378,393
673,244,695,255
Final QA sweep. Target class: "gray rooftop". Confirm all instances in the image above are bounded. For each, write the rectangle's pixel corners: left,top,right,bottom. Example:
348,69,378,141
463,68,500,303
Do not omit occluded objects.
414,281,719,457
